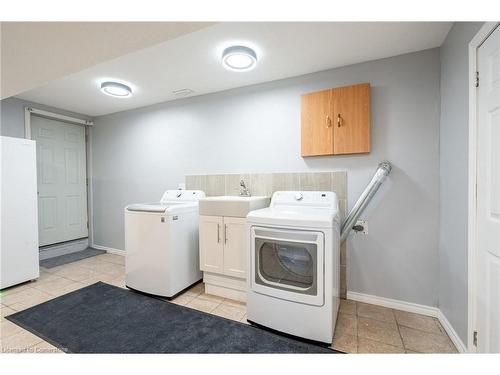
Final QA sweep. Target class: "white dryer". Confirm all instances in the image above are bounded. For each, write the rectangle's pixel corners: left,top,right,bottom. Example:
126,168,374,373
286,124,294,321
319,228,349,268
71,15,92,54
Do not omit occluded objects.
246,191,340,344
125,190,205,298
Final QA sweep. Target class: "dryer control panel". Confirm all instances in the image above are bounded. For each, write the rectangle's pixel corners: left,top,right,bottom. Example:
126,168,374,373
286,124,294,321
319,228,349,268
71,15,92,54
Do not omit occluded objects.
270,191,338,209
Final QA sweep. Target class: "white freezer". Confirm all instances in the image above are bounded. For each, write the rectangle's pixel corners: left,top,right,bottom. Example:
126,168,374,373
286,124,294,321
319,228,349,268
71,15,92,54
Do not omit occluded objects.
1,136,40,289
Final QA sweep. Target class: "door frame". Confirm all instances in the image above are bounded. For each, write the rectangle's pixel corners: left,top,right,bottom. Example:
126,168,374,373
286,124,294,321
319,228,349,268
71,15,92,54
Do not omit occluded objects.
467,22,500,353
24,106,95,248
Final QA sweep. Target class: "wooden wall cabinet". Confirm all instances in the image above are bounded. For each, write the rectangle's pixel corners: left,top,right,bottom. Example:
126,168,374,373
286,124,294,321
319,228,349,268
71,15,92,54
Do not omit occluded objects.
301,83,371,157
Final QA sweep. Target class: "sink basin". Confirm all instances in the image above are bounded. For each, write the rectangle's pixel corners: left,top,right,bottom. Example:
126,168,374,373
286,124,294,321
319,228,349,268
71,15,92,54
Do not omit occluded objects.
199,196,271,218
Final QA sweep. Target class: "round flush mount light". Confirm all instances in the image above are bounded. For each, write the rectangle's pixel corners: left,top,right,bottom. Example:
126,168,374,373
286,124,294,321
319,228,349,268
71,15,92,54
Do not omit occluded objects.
221,45,257,71
100,81,132,98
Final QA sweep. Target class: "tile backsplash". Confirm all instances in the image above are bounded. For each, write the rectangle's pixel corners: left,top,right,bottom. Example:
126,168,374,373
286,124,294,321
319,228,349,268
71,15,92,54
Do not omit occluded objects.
186,171,346,204
186,170,348,298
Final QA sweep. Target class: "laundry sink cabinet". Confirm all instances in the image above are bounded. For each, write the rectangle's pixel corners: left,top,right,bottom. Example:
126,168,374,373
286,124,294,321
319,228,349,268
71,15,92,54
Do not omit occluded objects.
198,196,270,301
199,216,246,279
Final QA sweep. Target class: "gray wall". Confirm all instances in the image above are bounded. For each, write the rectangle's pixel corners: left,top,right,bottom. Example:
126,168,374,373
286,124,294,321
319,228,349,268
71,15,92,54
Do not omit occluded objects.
0,97,91,138
92,48,441,307
439,22,483,344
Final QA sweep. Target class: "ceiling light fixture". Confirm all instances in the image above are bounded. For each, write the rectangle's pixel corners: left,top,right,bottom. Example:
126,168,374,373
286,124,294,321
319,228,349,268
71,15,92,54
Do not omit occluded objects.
100,81,132,98
221,45,257,72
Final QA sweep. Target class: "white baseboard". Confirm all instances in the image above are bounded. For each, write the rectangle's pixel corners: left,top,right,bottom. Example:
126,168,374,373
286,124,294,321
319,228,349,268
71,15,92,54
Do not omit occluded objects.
346,290,467,353
437,310,467,353
347,291,439,317
91,244,125,256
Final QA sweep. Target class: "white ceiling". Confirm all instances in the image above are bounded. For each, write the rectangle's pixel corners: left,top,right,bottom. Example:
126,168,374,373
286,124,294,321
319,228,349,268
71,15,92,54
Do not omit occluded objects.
1,22,213,99
16,22,452,117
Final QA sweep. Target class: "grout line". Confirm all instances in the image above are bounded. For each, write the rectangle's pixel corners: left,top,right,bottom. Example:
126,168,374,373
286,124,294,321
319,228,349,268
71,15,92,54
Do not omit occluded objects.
353,301,364,353
393,309,408,352
211,301,223,313
356,302,412,353
354,306,359,353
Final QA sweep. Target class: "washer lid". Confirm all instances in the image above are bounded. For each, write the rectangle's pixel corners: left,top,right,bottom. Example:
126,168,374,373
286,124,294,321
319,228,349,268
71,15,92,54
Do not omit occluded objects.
126,201,200,214
125,190,205,213
125,203,179,213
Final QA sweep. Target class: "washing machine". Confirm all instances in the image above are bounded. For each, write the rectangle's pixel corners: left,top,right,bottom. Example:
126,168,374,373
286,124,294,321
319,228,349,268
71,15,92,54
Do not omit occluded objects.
246,191,340,344
125,190,205,298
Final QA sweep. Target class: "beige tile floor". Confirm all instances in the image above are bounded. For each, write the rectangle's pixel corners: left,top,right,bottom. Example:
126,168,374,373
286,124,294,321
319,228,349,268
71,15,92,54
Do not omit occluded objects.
0,253,457,354
332,299,457,353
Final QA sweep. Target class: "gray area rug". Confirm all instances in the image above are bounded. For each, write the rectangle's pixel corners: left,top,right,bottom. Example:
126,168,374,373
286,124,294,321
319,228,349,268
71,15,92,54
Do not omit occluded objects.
7,282,338,353
40,248,105,268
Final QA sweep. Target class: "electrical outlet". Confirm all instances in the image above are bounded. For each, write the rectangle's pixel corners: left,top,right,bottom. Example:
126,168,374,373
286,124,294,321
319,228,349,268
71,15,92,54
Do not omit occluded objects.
178,183,186,190
354,220,368,235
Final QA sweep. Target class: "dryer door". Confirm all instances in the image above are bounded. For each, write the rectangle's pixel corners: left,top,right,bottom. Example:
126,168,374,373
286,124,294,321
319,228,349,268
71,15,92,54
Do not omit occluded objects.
251,226,324,306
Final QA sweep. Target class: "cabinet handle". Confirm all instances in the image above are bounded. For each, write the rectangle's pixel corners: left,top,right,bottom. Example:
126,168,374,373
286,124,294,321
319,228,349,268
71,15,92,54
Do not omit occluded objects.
224,224,228,244
217,223,220,243
326,115,332,128
337,113,342,127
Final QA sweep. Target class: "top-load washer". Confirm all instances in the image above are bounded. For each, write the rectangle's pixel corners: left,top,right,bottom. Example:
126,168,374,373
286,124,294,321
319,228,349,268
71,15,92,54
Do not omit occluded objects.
125,190,205,298
246,191,340,344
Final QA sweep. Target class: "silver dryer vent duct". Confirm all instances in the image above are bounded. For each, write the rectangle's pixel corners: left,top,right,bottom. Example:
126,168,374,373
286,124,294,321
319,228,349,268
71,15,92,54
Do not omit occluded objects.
340,161,392,243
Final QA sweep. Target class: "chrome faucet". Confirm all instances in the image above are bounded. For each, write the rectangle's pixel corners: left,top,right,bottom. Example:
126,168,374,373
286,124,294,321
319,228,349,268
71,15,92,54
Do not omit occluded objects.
239,179,251,197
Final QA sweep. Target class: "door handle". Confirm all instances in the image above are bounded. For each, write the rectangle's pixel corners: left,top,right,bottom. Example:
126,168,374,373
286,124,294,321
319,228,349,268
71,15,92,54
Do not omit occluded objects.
217,223,220,243
337,113,343,127
224,224,228,244
326,115,332,128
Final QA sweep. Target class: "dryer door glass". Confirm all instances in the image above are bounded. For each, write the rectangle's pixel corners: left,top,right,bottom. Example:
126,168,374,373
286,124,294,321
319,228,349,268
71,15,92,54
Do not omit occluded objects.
255,238,317,295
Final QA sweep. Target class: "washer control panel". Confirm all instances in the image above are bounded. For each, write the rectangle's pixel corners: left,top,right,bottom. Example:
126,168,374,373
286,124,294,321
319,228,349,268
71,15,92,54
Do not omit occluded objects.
160,190,206,202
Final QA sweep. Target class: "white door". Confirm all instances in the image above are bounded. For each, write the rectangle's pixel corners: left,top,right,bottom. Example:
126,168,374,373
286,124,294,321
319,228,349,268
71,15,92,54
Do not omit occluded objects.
199,215,224,273
477,25,500,353
223,217,247,278
31,116,88,246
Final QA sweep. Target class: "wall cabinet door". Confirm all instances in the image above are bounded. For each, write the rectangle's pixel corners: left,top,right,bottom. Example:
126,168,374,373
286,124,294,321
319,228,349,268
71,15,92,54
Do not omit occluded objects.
222,217,247,278
333,83,371,154
301,83,370,156
301,89,334,156
199,215,224,273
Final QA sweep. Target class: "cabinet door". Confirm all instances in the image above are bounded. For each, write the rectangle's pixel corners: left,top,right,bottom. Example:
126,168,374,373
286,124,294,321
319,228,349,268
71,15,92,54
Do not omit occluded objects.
333,83,371,155
199,215,224,274
223,217,247,279
301,89,334,156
